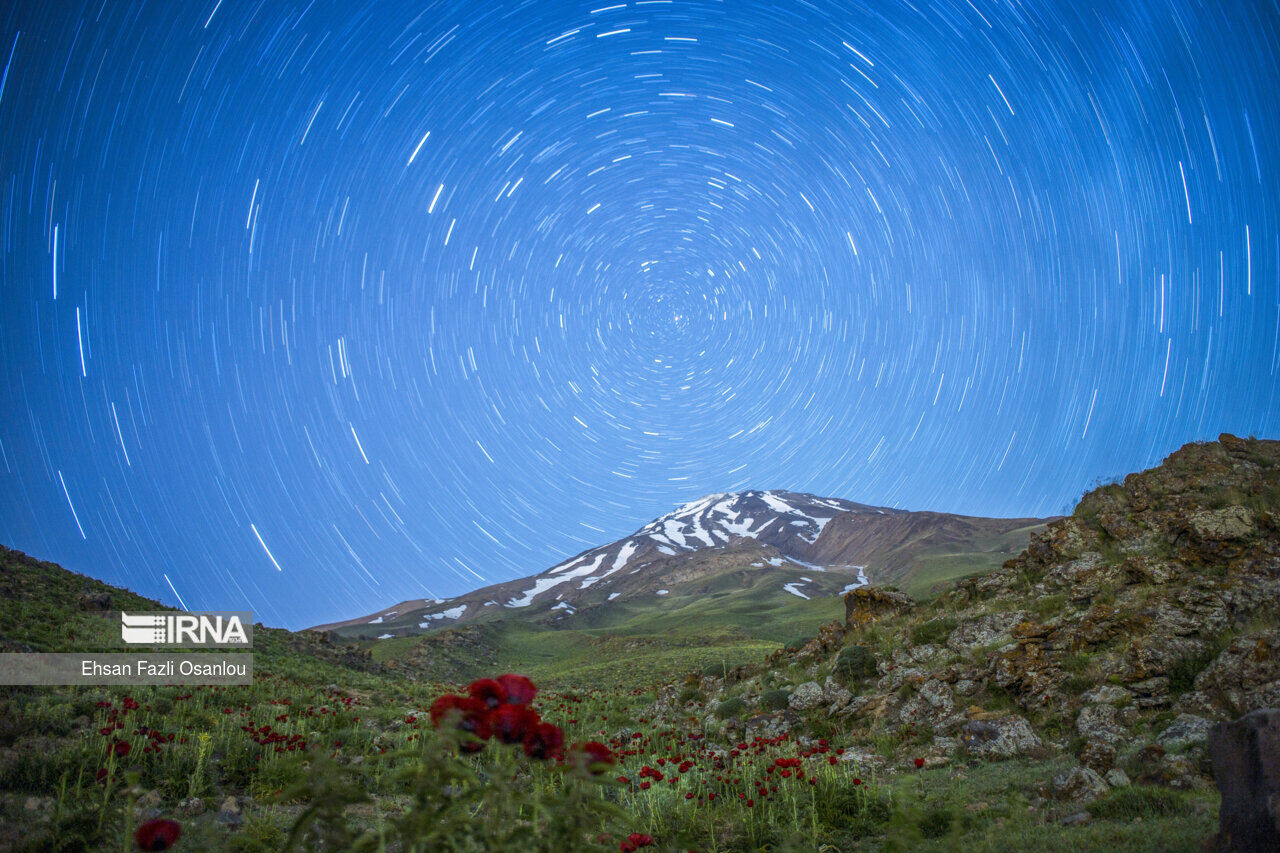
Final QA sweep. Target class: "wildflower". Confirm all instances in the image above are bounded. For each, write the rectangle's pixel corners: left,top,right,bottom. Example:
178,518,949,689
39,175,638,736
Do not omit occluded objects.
853,778,863,786
572,740,616,772
134,818,181,851
913,757,925,769
467,678,508,709
496,673,538,705
522,721,564,760
488,704,540,745
112,741,132,757
429,694,491,746
621,833,656,851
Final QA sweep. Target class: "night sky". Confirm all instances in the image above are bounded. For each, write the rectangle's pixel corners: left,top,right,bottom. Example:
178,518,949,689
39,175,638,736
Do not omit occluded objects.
1,0,1276,629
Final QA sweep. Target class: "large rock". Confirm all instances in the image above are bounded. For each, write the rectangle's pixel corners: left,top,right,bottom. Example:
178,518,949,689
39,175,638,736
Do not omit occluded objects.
959,714,1044,760
1208,709,1280,852
1049,765,1109,801
947,611,1027,652
1189,506,1256,542
1076,703,1127,745
843,586,914,630
1196,629,1280,716
1158,713,1214,751
788,681,825,712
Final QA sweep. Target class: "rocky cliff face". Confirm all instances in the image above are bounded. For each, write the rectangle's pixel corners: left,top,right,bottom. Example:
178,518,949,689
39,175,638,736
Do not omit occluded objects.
677,434,1280,802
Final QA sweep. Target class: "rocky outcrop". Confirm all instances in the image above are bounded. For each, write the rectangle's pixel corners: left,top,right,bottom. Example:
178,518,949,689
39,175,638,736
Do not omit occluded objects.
1207,709,1280,852
843,586,914,630
679,435,1279,791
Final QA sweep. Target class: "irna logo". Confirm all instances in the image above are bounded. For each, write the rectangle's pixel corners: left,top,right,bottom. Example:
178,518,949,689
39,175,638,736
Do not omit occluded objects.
120,612,251,646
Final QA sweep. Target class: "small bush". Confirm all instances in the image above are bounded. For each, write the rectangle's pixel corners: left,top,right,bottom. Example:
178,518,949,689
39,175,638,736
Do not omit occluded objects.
760,689,792,711
1168,635,1229,695
714,697,747,720
834,644,878,680
702,661,732,678
1088,785,1195,820
677,687,703,706
918,805,954,839
909,617,957,646
784,635,812,653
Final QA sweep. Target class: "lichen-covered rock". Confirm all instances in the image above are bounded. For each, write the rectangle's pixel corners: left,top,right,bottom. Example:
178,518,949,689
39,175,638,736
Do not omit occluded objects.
1078,738,1117,773
1195,629,1280,716
992,640,1066,707
1048,765,1109,801
1080,684,1133,705
896,678,964,734
843,586,915,630
1076,704,1127,744
1189,506,1255,542
1104,767,1131,788
959,714,1044,760
1157,713,1214,750
788,681,825,712
947,611,1027,652
821,675,853,712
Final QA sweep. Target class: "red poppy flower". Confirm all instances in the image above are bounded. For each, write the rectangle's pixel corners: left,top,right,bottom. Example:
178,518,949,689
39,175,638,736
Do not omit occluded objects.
853,778,862,786
622,833,655,850
489,704,540,745
112,741,131,757
429,694,491,742
913,757,925,769
573,740,616,770
134,818,181,851
522,721,564,760
496,673,538,706
467,678,508,709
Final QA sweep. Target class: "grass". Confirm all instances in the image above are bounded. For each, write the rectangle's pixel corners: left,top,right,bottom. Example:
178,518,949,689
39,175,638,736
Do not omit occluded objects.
0,536,1234,852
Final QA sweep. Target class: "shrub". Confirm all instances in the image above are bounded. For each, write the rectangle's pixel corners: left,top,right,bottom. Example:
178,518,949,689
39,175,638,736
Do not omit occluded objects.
676,687,702,706
908,617,956,646
833,644,878,681
1168,635,1230,695
714,697,747,720
1088,785,1195,820
759,689,792,711
784,635,811,653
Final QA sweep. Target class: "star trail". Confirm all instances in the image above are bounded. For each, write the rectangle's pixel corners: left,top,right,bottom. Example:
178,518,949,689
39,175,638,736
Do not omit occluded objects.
0,0,1276,628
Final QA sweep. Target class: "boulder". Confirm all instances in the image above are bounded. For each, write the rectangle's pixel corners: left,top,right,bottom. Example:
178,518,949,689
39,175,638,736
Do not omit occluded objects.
1049,765,1109,801
947,611,1027,652
1080,684,1133,705
1196,630,1280,717
1207,709,1280,852
1189,506,1255,542
1157,713,1214,751
959,714,1044,760
1076,704,1127,745
1078,738,1117,774
788,681,824,712
844,587,914,630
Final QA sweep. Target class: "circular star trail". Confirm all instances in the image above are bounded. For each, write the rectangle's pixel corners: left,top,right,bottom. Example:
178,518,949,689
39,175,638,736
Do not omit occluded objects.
0,0,1276,627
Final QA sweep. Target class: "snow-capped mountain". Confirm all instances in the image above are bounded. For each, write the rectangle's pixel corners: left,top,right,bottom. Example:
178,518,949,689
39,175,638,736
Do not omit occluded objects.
312,490,1048,639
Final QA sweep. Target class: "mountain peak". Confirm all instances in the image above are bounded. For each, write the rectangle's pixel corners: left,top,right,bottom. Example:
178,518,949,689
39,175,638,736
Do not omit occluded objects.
312,488,1048,639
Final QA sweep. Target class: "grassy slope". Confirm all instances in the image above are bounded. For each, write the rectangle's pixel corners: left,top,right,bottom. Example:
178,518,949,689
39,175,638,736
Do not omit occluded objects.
369,569,849,689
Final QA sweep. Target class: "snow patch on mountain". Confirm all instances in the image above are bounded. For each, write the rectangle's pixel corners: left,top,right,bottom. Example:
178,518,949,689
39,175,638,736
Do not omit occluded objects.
419,604,467,626
508,552,605,607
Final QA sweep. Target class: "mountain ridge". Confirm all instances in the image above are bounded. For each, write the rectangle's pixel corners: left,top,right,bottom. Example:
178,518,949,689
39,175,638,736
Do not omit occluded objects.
313,489,1049,639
